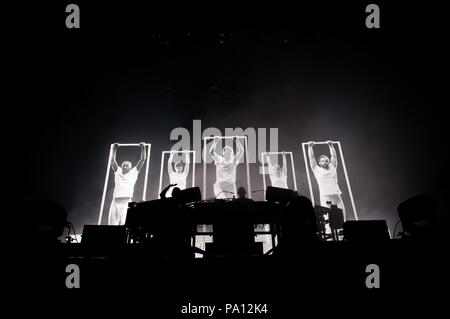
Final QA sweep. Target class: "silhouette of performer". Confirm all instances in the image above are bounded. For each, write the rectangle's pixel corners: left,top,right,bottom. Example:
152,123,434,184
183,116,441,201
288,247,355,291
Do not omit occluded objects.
209,136,244,199
308,141,346,219
236,186,253,201
108,142,146,225
267,152,288,189
167,151,190,197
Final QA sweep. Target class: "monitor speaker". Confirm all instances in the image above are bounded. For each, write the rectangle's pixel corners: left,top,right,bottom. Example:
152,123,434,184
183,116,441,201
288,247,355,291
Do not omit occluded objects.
81,225,127,250
265,186,296,204
343,220,390,241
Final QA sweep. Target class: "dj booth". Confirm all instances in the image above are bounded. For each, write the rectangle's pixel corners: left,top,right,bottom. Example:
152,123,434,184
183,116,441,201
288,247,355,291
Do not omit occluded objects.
124,197,283,257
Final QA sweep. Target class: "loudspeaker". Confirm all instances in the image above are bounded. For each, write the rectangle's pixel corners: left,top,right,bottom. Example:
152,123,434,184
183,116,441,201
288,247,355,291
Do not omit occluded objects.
26,198,68,238
174,186,202,204
397,194,435,235
328,204,345,230
81,225,127,250
265,186,296,204
343,220,390,241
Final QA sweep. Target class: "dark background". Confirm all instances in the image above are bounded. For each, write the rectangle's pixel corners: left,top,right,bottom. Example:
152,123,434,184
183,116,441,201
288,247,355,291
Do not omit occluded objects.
11,2,447,234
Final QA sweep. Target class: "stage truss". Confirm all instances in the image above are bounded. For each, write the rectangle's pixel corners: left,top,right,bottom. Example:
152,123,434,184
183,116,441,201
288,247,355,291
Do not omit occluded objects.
301,141,358,220
158,150,196,197
202,136,251,199
261,151,298,197
97,143,151,225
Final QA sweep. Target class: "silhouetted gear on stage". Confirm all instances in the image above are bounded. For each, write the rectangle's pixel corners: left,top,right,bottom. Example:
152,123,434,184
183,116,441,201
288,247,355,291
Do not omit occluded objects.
126,197,193,258
265,186,297,205
81,225,127,255
23,197,68,243
314,204,345,241
397,193,437,239
281,197,318,243
343,220,390,241
172,187,202,205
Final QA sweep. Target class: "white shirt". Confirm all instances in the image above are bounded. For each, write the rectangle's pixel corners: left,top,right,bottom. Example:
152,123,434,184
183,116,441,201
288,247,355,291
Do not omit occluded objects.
113,167,138,198
169,171,187,190
215,158,237,184
313,164,342,196
270,174,288,189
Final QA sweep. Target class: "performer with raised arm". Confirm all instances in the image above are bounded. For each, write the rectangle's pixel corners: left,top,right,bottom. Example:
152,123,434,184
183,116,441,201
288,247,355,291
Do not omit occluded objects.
108,142,146,225
307,141,346,219
209,136,244,199
167,151,190,197
267,152,288,189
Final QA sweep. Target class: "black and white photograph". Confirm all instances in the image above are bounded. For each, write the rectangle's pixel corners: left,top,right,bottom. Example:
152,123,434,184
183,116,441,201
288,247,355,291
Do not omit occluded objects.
10,1,448,317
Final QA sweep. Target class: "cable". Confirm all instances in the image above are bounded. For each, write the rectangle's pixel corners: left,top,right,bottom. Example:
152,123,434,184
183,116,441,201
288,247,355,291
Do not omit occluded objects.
251,189,265,194
215,191,235,199
393,219,402,239
65,221,79,243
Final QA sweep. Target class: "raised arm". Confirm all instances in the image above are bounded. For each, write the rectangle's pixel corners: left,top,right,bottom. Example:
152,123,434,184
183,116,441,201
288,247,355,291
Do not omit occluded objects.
111,143,119,172
307,142,317,171
136,142,147,172
182,152,190,177
167,151,176,175
209,136,221,162
234,137,244,163
327,141,337,168
282,152,287,177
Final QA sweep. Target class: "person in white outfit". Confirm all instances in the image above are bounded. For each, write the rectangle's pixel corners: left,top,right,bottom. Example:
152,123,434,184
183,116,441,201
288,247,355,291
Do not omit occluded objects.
108,142,146,225
167,151,190,197
267,152,288,189
308,141,346,220
209,136,244,199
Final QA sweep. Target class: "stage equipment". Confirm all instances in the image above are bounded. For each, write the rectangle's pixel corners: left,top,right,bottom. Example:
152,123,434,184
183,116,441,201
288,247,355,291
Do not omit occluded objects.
125,199,281,256
343,220,390,241
81,225,127,251
397,193,435,238
301,141,358,220
26,197,68,239
98,143,151,225
314,204,345,241
173,187,202,205
202,136,251,199
191,200,280,256
265,186,297,205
